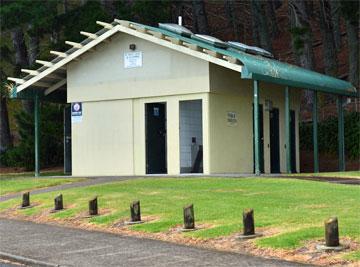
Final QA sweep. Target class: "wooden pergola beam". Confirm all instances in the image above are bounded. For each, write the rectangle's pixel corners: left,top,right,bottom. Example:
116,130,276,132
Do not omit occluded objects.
80,31,98,39
21,69,40,76
96,21,113,29
50,51,67,58
7,77,25,84
65,41,83,49
36,60,53,67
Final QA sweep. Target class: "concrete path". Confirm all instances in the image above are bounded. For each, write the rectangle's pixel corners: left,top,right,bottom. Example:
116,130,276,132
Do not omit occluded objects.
0,176,134,202
0,219,309,267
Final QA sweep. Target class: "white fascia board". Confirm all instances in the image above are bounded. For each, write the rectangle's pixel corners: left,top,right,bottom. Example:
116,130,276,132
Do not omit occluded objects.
17,25,122,92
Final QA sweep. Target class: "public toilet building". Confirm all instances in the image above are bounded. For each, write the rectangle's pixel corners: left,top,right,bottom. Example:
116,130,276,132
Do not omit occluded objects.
8,20,357,177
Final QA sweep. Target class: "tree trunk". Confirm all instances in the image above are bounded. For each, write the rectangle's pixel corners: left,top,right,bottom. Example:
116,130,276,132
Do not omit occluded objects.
266,0,279,38
11,27,33,113
340,1,359,88
224,0,240,40
318,0,338,76
100,0,117,19
250,0,260,47
251,0,272,52
288,0,315,70
345,19,359,88
0,95,12,156
28,33,39,68
330,0,341,51
289,0,315,106
192,0,208,34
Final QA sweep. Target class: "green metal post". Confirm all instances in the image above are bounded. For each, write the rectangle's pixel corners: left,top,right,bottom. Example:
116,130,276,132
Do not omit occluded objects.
337,95,345,171
285,86,291,173
253,80,260,175
313,91,319,172
34,93,40,177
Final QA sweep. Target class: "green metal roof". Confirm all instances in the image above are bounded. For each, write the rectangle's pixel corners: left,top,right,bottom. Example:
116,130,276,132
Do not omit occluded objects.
141,23,357,97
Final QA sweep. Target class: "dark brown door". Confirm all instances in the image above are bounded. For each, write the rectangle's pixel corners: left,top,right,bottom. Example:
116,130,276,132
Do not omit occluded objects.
145,103,167,174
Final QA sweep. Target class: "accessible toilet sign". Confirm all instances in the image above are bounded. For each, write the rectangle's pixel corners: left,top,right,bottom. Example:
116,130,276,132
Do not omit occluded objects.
71,102,82,123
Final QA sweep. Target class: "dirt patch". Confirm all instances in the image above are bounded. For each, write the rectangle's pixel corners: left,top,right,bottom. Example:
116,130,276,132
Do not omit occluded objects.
0,211,358,266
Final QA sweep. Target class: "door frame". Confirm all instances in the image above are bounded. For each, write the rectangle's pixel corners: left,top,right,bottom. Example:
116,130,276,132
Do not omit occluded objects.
145,102,167,174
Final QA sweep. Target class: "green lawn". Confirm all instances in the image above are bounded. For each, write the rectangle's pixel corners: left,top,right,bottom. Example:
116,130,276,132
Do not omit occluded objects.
0,177,85,196
0,177,359,256
290,171,360,179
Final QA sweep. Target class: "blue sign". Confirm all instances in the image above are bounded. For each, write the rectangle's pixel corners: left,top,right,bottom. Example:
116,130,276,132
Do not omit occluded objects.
71,102,82,123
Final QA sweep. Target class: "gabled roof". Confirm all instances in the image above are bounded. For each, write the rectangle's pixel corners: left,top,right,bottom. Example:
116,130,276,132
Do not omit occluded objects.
8,19,357,98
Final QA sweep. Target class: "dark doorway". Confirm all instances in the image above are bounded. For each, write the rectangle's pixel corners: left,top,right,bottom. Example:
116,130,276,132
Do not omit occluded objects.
253,104,264,173
290,110,297,173
270,108,280,173
64,106,72,174
145,103,167,174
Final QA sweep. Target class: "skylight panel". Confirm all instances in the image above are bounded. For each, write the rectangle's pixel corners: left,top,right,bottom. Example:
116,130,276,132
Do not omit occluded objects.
191,34,228,48
228,41,274,58
158,23,193,37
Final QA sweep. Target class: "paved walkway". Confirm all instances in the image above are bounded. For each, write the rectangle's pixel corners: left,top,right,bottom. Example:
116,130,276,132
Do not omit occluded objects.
0,219,309,267
0,176,133,202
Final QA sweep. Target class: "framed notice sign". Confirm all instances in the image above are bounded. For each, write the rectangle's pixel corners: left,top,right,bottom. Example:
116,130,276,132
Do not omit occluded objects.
124,51,142,68
71,102,82,123
227,111,237,126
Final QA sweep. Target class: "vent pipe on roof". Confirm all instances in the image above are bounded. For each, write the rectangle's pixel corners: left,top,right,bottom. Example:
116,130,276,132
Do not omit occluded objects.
178,16,182,26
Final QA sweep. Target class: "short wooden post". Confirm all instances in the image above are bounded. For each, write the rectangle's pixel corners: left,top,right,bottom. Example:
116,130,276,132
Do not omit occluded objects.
325,217,339,247
89,197,98,215
54,194,63,210
22,192,30,207
183,204,195,229
243,209,255,235
130,200,141,222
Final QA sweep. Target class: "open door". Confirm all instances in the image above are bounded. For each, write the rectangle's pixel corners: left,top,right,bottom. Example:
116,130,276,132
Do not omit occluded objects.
270,108,280,173
253,104,264,173
145,103,167,174
179,100,203,173
64,106,72,174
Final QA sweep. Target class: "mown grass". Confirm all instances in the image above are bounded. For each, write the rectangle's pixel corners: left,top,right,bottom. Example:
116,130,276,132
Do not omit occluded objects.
290,171,360,179
0,177,85,195
0,177,358,257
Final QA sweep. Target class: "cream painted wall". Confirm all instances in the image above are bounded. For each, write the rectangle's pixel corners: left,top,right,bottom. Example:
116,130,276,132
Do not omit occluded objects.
67,33,209,103
68,31,301,176
132,93,210,176
71,99,134,176
208,64,301,174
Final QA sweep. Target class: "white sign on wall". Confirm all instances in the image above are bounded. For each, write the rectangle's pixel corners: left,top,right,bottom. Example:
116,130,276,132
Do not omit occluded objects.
124,51,142,68
227,111,237,126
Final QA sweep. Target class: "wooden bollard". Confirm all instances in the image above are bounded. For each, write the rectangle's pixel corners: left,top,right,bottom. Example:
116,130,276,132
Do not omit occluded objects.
325,217,340,247
22,192,30,207
54,194,63,211
243,208,255,235
183,204,195,229
89,197,98,216
130,200,141,222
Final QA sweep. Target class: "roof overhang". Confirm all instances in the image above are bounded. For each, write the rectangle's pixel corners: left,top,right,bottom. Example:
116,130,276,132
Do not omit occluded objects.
8,19,357,100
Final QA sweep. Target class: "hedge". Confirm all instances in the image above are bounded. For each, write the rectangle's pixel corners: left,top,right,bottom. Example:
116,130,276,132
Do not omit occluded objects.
300,111,360,160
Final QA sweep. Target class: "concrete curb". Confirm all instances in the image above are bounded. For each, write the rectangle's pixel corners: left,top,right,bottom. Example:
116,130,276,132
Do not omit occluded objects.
0,252,61,267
